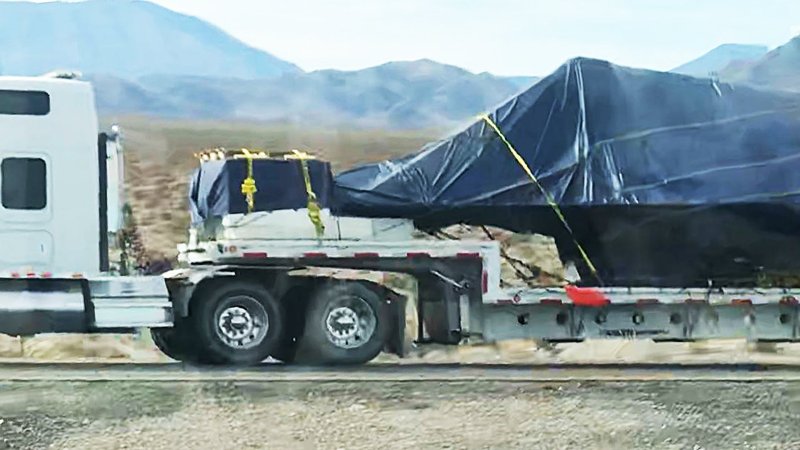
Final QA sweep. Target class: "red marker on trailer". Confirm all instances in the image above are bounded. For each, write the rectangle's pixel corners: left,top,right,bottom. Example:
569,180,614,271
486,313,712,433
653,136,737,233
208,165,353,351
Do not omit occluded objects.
565,285,610,307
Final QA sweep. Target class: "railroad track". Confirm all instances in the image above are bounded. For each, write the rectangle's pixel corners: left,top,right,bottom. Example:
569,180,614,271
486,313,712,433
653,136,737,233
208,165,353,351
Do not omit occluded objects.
1,362,800,382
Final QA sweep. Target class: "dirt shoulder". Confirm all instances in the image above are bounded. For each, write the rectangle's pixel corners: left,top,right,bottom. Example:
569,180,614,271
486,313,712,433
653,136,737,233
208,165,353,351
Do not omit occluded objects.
1,380,799,450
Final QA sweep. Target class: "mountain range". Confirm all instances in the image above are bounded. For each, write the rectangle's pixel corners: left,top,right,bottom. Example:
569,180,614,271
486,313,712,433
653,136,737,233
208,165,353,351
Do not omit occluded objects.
90,60,538,129
720,36,800,91
0,0,797,128
671,44,768,77
0,0,299,78
0,0,533,128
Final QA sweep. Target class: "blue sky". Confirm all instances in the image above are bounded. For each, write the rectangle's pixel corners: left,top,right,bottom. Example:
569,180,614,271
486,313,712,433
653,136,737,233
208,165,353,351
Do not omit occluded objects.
13,0,800,75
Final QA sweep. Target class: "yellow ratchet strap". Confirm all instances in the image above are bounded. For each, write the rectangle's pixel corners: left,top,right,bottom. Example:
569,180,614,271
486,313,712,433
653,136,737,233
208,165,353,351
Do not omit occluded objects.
479,114,602,284
240,148,257,213
285,150,326,239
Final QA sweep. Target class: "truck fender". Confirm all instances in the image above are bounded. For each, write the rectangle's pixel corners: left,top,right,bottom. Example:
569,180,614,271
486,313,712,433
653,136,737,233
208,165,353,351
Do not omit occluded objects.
162,266,236,318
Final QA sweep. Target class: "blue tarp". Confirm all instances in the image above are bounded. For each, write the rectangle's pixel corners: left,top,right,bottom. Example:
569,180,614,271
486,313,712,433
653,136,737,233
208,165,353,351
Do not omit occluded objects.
334,58,800,286
189,158,335,224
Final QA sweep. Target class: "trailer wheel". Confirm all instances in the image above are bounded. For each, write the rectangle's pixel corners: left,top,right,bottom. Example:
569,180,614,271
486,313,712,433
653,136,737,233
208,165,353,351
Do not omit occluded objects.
192,280,284,366
150,320,206,363
297,282,388,365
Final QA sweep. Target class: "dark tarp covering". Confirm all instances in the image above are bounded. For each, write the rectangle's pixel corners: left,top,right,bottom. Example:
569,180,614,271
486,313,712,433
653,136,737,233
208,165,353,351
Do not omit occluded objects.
334,58,800,287
189,158,335,224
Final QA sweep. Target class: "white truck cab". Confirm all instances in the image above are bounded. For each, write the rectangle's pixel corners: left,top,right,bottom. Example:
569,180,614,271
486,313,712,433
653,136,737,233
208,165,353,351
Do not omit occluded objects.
0,76,101,276
0,75,172,337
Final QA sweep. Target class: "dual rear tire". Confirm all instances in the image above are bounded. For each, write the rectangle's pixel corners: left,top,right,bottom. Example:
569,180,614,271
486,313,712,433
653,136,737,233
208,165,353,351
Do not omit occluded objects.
152,280,283,365
291,282,389,365
153,279,388,366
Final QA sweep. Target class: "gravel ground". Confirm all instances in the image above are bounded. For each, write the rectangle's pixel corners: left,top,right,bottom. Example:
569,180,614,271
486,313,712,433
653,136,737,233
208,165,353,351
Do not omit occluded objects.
0,380,799,450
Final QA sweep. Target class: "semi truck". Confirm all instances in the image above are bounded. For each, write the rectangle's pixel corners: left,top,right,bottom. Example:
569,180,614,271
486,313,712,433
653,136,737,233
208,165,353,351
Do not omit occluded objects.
1,74,799,366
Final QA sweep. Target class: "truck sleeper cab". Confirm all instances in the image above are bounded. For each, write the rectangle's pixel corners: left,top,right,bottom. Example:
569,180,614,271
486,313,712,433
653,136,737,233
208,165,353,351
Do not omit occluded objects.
0,76,172,335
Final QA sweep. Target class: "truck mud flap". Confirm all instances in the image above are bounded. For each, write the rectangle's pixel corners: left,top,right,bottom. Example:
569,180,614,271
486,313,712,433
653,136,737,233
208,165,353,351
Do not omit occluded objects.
417,273,463,345
382,288,408,357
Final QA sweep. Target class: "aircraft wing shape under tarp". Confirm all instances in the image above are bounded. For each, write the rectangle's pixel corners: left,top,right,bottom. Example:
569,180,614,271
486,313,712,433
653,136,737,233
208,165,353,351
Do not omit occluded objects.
334,58,800,287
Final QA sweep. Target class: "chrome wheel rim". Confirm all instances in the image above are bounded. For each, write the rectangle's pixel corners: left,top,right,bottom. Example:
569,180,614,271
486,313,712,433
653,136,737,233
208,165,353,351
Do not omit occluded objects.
323,295,377,349
214,296,269,349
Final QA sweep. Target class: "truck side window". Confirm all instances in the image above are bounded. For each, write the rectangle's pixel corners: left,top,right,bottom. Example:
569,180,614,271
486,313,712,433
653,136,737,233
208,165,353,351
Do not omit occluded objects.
0,90,50,116
1,158,47,210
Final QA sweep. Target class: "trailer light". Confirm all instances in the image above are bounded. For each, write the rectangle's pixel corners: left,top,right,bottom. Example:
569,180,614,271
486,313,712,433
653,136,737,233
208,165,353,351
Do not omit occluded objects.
10,272,20,278
407,252,430,258
731,299,752,306
354,252,379,259
243,252,268,259
481,271,488,293
40,272,52,278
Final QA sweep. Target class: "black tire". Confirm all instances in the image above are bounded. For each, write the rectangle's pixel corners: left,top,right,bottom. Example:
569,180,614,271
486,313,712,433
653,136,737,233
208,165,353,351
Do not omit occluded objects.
271,282,314,364
191,280,284,366
270,338,299,364
296,282,389,365
151,325,188,362
150,320,207,364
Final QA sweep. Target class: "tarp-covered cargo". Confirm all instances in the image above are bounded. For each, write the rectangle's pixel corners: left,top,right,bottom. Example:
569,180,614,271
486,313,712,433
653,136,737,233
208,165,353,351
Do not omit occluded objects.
189,157,335,224
334,58,800,287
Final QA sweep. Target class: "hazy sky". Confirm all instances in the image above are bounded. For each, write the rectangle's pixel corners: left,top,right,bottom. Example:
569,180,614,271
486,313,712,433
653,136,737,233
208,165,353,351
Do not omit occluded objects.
13,0,800,75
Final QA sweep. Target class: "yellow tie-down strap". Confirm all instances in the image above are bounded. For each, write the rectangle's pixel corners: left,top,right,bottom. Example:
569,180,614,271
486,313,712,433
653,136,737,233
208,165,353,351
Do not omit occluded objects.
479,114,602,285
284,150,326,239
240,149,257,213
236,148,324,240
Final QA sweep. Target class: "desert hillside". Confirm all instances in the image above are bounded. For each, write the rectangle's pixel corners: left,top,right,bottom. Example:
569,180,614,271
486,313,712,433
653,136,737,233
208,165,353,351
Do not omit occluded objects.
721,35,800,91
671,43,767,77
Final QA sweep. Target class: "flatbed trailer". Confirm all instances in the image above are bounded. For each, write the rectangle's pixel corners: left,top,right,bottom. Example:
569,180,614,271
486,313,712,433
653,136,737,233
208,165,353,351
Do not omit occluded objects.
4,235,799,366
165,237,800,364
1,74,799,367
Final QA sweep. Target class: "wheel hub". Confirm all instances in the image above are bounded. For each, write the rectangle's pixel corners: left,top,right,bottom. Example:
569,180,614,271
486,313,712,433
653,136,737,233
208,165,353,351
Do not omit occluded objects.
214,297,269,349
219,307,254,338
323,296,377,349
327,307,360,339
